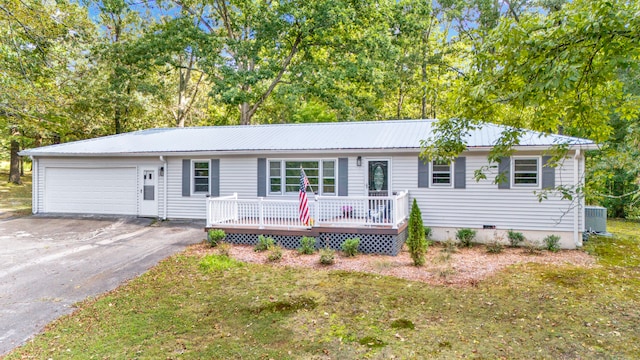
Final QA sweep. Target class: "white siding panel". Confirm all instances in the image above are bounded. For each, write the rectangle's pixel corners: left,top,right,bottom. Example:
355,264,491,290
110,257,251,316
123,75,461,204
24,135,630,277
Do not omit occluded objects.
392,153,577,232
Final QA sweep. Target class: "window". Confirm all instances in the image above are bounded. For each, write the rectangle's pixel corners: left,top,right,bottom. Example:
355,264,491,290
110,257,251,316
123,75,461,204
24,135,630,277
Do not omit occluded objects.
431,160,453,186
513,157,539,187
193,160,209,193
322,160,336,195
269,161,281,194
268,159,336,195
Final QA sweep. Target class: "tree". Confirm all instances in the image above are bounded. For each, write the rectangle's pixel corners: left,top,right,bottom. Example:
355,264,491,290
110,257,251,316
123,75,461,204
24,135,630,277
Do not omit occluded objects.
423,0,640,176
0,0,95,183
406,198,427,266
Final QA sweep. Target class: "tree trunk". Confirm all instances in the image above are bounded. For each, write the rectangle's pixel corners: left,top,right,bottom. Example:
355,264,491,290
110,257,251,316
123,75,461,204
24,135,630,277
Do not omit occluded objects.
115,107,122,134
240,102,251,125
421,62,427,119
8,126,21,184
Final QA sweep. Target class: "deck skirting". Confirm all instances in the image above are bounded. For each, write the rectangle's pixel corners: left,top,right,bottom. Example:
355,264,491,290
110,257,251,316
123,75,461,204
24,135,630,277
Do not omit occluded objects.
207,223,408,256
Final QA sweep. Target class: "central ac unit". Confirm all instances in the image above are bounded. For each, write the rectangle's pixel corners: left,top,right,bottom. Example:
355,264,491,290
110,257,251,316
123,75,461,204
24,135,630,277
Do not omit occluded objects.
585,206,607,234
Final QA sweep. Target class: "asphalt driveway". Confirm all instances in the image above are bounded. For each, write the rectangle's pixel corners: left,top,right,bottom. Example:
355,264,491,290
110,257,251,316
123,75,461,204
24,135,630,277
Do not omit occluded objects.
0,216,204,355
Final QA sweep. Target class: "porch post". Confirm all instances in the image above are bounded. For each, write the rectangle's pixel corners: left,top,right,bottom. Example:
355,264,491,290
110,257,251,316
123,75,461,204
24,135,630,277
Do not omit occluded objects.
205,195,211,227
392,195,398,229
259,197,265,229
314,195,320,227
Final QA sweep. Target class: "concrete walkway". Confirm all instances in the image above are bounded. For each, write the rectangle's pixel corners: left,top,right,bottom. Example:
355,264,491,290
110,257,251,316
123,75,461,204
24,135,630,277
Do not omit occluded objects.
0,216,204,355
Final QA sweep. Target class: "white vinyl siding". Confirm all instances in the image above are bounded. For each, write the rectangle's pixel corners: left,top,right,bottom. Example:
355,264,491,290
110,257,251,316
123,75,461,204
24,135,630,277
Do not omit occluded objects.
392,152,577,232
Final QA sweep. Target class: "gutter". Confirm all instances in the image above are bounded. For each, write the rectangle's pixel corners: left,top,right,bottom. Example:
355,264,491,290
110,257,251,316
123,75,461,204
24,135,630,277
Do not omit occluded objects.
160,156,168,220
573,148,582,247
31,156,38,214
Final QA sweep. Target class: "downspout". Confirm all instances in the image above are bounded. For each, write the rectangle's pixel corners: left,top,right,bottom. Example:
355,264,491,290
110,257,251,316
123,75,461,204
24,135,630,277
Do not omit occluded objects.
31,156,38,214
573,148,581,247
160,156,168,220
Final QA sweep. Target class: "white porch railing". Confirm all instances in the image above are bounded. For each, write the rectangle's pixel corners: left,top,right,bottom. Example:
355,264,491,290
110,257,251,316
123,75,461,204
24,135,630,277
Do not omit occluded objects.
206,191,410,230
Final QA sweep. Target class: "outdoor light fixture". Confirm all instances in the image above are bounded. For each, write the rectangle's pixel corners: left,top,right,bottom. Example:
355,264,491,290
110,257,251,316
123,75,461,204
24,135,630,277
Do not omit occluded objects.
357,156,362,166
159,166,164,176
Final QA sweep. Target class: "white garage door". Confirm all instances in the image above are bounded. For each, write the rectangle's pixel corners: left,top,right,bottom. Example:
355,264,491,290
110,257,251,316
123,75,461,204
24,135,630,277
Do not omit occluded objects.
45,167,137,215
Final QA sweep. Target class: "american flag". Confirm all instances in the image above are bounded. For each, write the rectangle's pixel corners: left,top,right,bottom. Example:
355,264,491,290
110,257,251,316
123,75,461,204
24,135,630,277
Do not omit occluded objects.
299,168,310,226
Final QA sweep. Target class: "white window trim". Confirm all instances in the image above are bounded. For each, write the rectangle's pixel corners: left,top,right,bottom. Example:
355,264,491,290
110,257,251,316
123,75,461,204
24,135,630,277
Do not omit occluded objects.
429,160,454,188
511,156,541,188
191,159,210,196
267,158,338,196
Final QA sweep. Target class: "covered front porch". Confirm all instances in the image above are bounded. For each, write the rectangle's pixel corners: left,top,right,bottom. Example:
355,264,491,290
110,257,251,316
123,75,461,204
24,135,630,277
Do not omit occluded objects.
205,191,410,255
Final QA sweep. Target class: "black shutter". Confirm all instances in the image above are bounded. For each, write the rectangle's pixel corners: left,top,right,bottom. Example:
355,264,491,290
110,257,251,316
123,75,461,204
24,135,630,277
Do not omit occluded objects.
338,158,348,196
257,158,266,197
454,157,466,189
498,157,510,189
210,159,220,197
418,158,429,188
541,156,555,189
182,159,190,196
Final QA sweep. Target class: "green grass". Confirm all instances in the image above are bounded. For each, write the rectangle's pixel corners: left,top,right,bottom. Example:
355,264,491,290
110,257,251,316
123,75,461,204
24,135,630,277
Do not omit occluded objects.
7,219,640,358
0,161,32,217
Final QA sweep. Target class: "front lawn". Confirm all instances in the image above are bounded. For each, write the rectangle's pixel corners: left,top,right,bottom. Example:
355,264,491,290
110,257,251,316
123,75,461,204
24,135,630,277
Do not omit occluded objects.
7,220,640,359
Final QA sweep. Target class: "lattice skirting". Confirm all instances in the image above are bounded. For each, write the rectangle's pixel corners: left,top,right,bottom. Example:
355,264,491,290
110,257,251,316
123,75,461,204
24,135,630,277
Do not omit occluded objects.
224,229,407,256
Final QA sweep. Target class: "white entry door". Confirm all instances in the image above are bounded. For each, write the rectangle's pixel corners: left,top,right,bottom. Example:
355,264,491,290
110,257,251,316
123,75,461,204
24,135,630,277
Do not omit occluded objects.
139,167,158,217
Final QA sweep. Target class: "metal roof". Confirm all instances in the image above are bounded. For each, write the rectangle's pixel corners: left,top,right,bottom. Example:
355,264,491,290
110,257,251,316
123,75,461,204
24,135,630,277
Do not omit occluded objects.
20,119,597,156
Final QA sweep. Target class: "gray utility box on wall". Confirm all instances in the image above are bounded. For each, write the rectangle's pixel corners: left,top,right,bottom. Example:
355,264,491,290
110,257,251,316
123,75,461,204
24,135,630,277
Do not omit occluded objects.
585,206,607,233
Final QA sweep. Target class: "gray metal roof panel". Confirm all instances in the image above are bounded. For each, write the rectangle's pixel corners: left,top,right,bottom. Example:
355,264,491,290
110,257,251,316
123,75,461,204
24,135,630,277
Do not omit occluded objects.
20,119,596,156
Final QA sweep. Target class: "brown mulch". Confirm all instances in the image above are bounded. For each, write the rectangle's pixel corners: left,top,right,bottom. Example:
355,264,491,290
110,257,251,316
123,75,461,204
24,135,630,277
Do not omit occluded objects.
187,242,596,287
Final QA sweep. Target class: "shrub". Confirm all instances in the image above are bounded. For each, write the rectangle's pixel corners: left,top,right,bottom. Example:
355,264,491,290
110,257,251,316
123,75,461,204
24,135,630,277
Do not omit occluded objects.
522,240,542,255
207,229,226,247
267,245,283,262
486,240,504,254
319,247,335,265
298,236,317,255
507,230,525,247
406,199,428,266
254,235,275,252
544,235,561,252
424,226,432,239
456,228,476,247
341,238,360,257
441,239,458,253
216,242,231,257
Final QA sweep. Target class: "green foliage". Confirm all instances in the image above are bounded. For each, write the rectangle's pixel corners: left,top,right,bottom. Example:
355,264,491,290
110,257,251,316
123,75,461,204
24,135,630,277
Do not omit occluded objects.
456,228,476,247
522,240,542,255
406,199,428,266
340,238,360,257
199,255,243,272
543,235,561,252
424,226,432,239
441,239,458,254
486,241,504,254
390,318,415,330
216,242,231,257
319,247,335,265
507,230,525,247
254,235,275,252
267,245,284,262
298,236,317,255
207,229,226,247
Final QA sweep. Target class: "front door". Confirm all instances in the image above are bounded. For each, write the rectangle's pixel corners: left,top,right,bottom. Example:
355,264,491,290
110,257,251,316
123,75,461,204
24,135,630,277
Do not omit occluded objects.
367,160,389,197
139,167,158,217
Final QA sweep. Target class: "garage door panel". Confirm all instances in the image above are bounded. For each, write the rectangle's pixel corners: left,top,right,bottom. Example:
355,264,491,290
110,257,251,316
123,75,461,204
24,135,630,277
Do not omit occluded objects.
45,167,137,215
